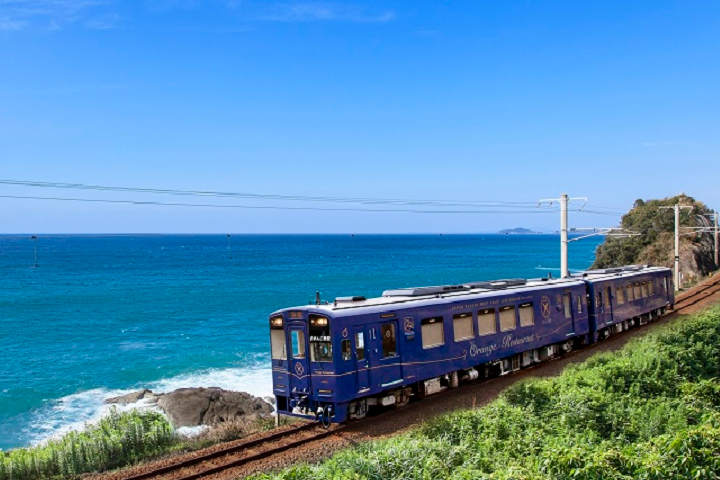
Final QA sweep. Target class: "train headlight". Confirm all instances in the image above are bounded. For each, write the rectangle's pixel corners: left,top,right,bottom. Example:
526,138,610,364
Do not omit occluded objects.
311,316,328,326
270,316,283,328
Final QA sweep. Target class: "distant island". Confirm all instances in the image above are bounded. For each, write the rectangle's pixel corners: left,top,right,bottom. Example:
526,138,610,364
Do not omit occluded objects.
498,227,541,235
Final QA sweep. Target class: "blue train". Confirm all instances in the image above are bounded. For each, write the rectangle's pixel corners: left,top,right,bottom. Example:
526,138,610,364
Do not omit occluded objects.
269,265,673,424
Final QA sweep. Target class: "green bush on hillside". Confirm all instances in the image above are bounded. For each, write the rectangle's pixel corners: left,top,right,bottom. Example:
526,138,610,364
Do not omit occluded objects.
252,307,720,480
0,409,176,480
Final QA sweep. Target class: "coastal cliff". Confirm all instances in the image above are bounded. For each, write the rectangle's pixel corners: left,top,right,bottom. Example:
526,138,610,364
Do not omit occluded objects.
592,194,717,284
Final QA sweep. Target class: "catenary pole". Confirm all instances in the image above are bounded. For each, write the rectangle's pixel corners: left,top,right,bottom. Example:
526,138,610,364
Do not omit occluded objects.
538,193,588,279
675,205,680,289
560,194,569,279
714,210,719,268
660,203,693,291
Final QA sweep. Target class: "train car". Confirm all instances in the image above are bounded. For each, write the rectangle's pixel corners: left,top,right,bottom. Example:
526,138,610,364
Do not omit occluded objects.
270,276,590,424
582,265,674,341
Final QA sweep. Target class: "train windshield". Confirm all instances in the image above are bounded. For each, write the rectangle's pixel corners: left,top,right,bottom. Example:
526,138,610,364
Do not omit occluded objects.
269,316,286,360
309,315,332,362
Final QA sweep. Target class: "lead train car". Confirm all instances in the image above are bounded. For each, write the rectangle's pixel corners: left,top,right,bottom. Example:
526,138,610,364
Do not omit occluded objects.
269,265,673,423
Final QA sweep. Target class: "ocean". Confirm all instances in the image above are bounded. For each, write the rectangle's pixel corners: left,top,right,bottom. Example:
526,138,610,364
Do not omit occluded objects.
0,234,603,450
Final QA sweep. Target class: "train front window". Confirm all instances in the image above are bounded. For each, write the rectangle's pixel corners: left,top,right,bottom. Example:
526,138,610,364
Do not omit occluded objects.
309,315,332,362
270,316,286,360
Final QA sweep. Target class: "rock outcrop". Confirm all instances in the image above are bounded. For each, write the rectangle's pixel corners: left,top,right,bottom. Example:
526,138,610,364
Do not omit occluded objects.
593,194,717,286
105,387,273,428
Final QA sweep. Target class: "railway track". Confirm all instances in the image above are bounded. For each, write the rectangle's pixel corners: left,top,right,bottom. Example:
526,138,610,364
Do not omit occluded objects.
108,273,720,480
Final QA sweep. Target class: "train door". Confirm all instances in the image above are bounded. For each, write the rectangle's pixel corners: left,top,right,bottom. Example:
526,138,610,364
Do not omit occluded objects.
287,325,311,394
563,292,575,333
605,286,614,323
352,326,369,393
367,320,403,391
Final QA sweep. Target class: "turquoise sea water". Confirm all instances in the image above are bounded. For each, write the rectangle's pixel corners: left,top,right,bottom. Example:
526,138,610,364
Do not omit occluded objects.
0,234,602,450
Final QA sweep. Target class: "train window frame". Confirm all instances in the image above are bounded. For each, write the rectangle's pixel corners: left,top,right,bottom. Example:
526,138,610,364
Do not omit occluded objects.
633,283,642,299
341,339,352,361
664,277,669,293
604,287,612,309
518,302,534,327
421,317,445,349
616,286,625,305
577,295,583,313
381,322,397,358
290,330,306,359
649,279,655,296
641,282,649,298
308,315,332,363
499,305,517,332
563,294,572,319
626,283,634,302
477,308,497,335
452,313,474,342
270,328,287,360
355,331,365,360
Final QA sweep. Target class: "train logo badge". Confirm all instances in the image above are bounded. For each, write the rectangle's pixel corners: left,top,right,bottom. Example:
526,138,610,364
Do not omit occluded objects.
540,295,551,319
294,362,304,376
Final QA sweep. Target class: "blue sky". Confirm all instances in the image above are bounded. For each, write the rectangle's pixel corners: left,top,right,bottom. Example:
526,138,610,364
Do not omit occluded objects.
1,0,718,233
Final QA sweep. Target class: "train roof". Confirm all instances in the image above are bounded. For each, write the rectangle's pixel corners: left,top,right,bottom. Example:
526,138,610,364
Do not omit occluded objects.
271,265,671,318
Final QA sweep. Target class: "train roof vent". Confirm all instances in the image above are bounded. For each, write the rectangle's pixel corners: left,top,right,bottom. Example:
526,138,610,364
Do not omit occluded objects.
465,278,527,289
334,296,367,304
622,265,644,271
382,284,469,297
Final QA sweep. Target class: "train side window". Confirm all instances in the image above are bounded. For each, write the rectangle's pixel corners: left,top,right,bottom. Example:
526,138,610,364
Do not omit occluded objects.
477,309,497,335
633,283,642,299
664,277,669,293
381,323,397,357
291,330,305,359
577,295,583,313
518,303,534,327
616,286,625,305
453,313,474,342
604,287,612,309
641,282,649,298
355,332,365,360
499,306,516,332
626,283,634,302
271,329,287,360
421,317,445,349
563,294,572,319
596,292,602,309
341,339,352,361
649,280,655,296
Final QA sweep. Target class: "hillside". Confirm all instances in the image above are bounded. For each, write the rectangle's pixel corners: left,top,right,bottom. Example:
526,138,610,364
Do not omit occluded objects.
592,194,717,285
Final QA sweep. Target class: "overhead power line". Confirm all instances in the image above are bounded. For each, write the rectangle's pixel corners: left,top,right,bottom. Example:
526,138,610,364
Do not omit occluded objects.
0,194,562,214
0,179,542,209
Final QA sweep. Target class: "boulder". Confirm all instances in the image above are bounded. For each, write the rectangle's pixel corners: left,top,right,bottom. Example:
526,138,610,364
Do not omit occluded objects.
105,387,273,428
105,389,158,405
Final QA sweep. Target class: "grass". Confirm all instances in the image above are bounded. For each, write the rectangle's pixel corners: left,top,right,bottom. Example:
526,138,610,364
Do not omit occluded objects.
251,306,720,480
0,409,277,480
0,409,175,480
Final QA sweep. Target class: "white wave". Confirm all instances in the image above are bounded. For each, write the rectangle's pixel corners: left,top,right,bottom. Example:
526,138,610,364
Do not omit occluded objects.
25,363,273,447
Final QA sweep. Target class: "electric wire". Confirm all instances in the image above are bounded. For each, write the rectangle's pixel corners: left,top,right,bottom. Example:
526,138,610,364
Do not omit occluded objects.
0,194,562,214
0,179,542,209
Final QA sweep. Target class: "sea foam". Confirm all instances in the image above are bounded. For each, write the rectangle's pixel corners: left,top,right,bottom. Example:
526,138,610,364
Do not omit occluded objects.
25,364,273,446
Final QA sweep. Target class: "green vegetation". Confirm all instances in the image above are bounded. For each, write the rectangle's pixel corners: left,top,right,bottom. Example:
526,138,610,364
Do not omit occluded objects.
593,194,717,284
253,307,720,480
0,409,175,480
0,409,279,480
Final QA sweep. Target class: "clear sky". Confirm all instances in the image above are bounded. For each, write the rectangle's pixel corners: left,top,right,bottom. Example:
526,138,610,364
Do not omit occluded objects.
1,1,718,233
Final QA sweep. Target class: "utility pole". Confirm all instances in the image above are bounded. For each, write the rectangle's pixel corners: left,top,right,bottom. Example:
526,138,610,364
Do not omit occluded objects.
538,193,588,279
660,204,693,291
715,211,719,269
